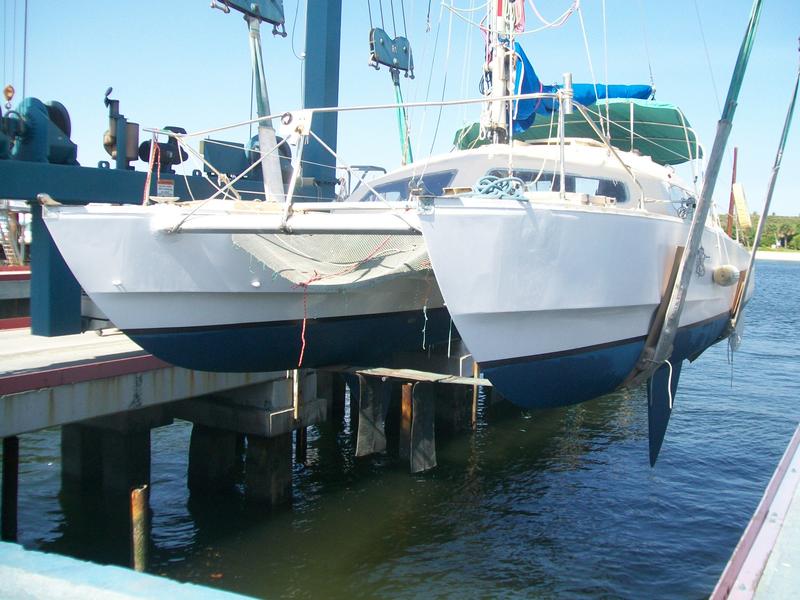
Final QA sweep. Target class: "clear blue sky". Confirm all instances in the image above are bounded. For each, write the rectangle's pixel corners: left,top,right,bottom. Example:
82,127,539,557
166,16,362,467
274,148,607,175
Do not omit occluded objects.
3,0,798,214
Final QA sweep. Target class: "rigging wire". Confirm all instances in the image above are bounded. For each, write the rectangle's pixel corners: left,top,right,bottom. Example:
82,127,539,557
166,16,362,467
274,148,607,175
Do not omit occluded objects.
399,0,408,37
637,0,655,89
409,2,444,180
367,0,373,29
576,6,603,137
442,1,576,36
290,0,303,60
378,0,386,30
289,1,306,104
526,0,579,28
458,0,477,123
693,0,722,113
389,0,397,37
428,4,455,157
425,0,433,31
602,0,610,138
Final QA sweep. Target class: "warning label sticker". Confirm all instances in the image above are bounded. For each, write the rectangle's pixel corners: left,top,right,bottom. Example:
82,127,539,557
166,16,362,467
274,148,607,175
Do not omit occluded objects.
157,178,175,197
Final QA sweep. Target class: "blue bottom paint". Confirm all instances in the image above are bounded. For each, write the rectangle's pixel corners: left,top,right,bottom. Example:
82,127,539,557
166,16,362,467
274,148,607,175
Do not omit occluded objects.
127,308,451,372
483,314,730,410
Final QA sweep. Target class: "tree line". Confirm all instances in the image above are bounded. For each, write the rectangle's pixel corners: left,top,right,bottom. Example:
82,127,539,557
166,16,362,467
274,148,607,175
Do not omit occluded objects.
724,214,800,250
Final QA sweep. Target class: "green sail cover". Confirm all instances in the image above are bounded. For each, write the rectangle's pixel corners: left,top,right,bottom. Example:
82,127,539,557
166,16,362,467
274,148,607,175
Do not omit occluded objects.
454,99,702,166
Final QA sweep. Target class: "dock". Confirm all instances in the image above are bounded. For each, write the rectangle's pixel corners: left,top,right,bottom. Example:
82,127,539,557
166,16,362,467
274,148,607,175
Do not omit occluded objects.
0,540,250,599
711,423,800,599
0,324,490,593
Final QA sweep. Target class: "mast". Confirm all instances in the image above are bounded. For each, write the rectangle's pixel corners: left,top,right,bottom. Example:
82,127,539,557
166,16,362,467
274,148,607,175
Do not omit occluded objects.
246,15,285,202
628,0,764,386
484,0,513,144
211,1,287,202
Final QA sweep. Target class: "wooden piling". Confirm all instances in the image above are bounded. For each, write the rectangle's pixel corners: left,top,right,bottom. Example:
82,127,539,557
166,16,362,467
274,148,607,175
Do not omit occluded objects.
399,383,413,461
1,436,19,542
331,373,346,422
130,484,149,572
410,383,436,473
354,375,391,457
295,427,308,464
245,433,293,506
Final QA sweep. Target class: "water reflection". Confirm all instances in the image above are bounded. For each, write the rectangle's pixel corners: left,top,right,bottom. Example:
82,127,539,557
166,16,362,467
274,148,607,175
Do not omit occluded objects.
6,261,799,599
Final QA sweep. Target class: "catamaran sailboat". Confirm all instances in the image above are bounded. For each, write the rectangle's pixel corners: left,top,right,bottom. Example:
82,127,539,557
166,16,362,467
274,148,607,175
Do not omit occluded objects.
42,0,770,463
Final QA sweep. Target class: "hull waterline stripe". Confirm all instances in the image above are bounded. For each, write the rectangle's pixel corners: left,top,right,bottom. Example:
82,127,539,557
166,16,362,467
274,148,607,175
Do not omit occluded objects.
481,311,730,369
125,307,448,336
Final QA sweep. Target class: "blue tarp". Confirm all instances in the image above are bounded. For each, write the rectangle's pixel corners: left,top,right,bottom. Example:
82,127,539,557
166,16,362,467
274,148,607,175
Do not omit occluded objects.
512,42,653,133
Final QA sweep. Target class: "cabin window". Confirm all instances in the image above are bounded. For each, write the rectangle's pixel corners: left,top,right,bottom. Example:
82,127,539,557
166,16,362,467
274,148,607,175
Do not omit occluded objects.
359,170,456,202
488,169,629,203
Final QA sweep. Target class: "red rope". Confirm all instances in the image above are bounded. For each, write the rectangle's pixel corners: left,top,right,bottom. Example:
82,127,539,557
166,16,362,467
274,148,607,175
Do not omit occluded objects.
142,136,161,205
294,235,395,368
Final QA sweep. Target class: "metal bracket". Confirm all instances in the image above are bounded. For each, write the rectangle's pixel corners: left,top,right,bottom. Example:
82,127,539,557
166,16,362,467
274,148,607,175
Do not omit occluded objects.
278,110,313,139
369,28,414,78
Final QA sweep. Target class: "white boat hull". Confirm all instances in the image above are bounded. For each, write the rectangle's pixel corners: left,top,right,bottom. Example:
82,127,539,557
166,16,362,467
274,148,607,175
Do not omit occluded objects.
419,197,751,408
44,202,447,371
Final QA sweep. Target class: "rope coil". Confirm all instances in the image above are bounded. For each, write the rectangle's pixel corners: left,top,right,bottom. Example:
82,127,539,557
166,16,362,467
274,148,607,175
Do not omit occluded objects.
471,175,526,199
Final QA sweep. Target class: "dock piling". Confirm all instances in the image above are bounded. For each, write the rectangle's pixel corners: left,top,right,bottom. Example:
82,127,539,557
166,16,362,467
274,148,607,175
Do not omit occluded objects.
101,429,151,495
410,383,436,473
245,433,293,506
295,427,308,464
130,484,149,572
399,383,413,461
1,436,19,541
61,424,103,490
188,424,239,493
355,375,391,457
330,373,346,423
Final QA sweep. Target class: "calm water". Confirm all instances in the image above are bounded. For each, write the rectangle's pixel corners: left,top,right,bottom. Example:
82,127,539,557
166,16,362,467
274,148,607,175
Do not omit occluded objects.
4,260,800,599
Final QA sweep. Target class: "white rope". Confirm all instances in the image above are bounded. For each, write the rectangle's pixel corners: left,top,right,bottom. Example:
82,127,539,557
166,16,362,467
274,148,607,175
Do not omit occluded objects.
665,359,674,409
442,0,578,36
445,0,488,13
526,0,580,29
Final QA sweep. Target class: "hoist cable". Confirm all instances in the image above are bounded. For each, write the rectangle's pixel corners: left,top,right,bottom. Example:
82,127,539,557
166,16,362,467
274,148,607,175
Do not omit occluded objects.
400,0,408,38
389,0,398,37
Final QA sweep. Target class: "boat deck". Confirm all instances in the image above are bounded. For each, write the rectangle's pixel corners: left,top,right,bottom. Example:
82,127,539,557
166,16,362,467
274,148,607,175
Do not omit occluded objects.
712,423,800,598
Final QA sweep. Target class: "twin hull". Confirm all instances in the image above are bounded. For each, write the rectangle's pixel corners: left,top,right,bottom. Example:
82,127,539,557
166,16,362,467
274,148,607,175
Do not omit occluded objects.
418,197,751,409
44,204,448,372
45,196,750,410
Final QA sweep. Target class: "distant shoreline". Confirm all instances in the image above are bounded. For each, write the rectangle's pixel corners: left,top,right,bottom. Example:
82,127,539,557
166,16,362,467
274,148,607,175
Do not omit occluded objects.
756,250,800,262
